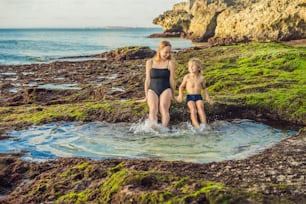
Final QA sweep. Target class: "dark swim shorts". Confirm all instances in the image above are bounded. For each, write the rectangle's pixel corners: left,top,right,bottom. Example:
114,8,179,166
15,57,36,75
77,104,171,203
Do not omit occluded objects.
186,94,203,103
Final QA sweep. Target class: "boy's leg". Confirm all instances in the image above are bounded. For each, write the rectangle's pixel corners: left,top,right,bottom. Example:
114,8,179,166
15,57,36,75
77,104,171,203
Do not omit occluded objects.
196,100,207,124
187,101,200,128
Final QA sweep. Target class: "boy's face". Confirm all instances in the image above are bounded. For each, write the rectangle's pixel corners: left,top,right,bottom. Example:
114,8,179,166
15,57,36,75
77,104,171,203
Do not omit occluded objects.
160,46,171,60
188,62,199,73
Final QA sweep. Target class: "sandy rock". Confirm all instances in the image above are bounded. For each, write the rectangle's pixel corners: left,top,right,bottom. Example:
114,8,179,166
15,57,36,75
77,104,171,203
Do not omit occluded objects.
153,0,306,43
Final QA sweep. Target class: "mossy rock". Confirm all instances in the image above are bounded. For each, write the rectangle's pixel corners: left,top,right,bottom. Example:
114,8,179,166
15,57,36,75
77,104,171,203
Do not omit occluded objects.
175,42,306,125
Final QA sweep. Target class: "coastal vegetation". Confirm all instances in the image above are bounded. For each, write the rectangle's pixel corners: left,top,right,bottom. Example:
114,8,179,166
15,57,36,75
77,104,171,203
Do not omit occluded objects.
0,42,305,203
176,42,306,125
0,42,305,128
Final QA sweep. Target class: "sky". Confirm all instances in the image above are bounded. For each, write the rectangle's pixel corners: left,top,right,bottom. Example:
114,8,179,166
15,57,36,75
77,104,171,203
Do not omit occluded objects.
0,0,182,28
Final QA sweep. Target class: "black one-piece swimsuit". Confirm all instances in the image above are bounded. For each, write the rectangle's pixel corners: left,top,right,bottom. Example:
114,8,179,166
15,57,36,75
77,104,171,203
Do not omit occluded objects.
149,68,170,96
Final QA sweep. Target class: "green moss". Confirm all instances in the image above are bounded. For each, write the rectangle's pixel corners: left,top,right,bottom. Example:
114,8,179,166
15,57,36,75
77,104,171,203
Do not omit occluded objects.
0,100,148,125
173,177,191,191
75,162,89,170
269,183,289,189
139,191,174,203
132,101,149,116
174,42,306,124
108,162,124,174
57,190,90,203
0,104,88,124
99,168,128,203
25,175,54,199
85,102,113,113
10,158,264,203
98,168,246,203
1,42,304,126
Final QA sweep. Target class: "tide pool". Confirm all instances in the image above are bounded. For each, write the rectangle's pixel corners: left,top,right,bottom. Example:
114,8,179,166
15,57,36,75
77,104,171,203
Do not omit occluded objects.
1,119,296,163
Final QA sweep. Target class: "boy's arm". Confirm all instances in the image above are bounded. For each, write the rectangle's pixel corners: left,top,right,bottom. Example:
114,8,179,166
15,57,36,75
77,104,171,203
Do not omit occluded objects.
176,75,187,103
202,78,213,104
203,89,212,104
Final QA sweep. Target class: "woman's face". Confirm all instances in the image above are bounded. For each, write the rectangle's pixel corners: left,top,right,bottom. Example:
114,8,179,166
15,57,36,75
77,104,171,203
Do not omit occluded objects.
159,46,171,60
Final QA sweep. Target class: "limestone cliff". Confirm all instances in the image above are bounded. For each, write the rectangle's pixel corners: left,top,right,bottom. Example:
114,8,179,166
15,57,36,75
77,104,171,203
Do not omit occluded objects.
153,0,306,43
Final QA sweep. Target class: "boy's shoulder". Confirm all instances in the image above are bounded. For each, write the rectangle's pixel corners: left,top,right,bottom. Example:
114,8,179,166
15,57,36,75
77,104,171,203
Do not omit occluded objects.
184,73,192,79
199,74,205,80
185,73,203,79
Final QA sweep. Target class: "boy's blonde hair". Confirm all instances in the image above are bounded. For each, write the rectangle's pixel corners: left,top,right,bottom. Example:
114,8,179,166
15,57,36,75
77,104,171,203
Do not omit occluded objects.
155,41,172,62
188,57,202,73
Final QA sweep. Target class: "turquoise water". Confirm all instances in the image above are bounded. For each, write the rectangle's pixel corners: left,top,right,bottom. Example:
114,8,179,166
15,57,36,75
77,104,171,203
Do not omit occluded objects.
0,28,193,65
0,119,296,163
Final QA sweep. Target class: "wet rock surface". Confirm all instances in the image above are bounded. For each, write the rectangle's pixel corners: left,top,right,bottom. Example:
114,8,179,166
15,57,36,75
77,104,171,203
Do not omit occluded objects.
0,45,305,203
0,59,145,106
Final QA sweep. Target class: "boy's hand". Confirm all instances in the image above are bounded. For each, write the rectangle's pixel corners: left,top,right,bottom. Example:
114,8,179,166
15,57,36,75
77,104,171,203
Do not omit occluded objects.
206,98,213,104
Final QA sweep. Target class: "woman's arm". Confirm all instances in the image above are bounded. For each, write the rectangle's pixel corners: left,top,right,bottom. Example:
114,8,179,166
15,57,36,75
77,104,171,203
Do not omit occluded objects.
136,59,151,103
168,60,176,97
144,59,152,99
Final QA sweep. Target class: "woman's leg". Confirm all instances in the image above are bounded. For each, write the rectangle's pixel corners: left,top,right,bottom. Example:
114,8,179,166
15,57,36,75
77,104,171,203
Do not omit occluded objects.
187,101,200,128
196,100,207,124
159,89,172,127
147,90,159,124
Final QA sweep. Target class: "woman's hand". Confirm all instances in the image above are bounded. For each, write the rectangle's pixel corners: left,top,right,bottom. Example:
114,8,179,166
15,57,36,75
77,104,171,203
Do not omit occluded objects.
176,95,183,103
135,97,147,103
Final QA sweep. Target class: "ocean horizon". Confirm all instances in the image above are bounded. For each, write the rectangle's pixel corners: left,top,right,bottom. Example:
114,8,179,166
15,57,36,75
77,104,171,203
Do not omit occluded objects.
0,27,193,66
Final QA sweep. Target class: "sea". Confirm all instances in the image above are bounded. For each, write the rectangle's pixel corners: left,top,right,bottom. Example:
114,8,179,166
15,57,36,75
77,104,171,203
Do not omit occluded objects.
0,27,193,65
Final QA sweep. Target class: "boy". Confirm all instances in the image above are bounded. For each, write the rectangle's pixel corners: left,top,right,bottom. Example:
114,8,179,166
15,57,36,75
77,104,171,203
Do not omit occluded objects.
176,58,213,128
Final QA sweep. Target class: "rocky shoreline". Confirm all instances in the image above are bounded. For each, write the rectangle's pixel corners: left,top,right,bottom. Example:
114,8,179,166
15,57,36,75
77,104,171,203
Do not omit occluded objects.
0,42,305,203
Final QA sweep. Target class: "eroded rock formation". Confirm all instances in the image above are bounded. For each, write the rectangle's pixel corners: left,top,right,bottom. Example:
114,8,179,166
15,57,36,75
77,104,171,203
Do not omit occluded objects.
153,0,306,44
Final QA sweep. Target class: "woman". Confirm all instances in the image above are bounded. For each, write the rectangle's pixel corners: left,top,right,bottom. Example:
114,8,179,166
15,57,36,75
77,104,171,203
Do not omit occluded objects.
137,41,176,127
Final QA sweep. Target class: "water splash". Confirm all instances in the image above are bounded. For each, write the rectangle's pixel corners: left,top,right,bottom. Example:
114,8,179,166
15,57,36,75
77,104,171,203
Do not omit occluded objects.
1,119,296,163
129,119,171,134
